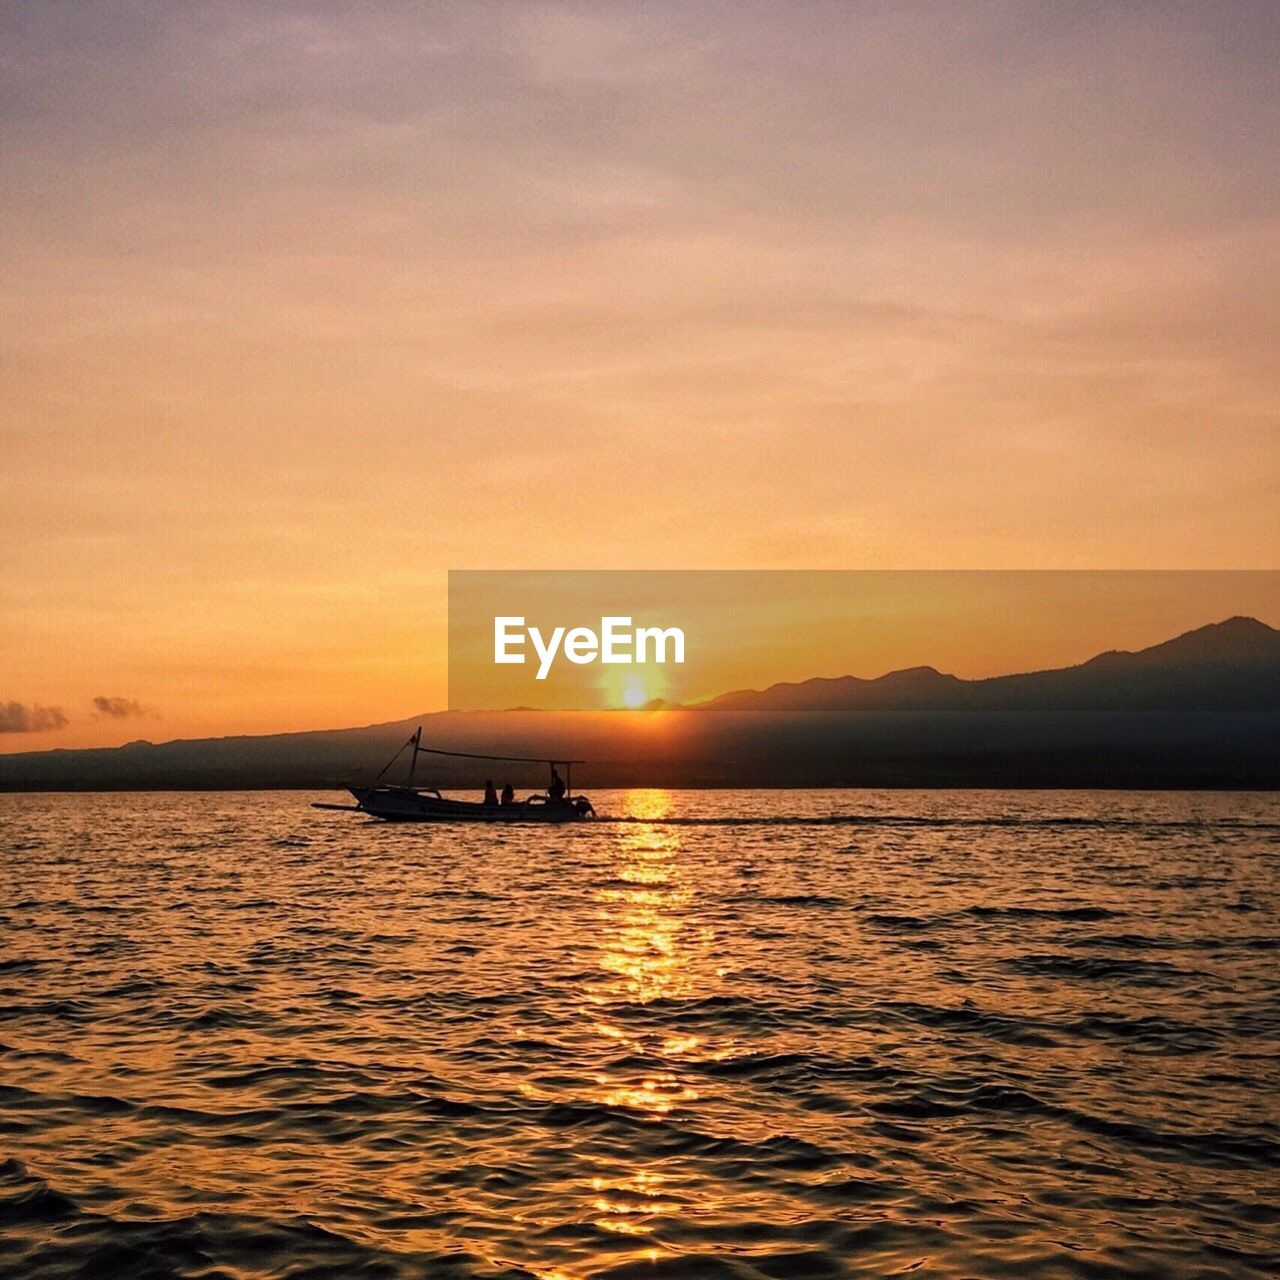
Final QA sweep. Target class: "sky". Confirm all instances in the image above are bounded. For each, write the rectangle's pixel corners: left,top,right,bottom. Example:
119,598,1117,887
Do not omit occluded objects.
2,1,1278,748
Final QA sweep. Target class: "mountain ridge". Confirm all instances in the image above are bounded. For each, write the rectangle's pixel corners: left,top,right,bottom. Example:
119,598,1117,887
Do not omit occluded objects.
1,616,1277,790
700,616,1279,712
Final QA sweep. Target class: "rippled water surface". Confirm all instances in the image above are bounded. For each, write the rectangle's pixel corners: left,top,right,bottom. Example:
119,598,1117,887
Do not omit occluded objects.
1,790,1278,1279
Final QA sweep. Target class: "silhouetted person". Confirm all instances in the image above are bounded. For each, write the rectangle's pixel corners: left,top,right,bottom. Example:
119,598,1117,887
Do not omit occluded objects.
548,766,566,801
483,779,498,806
500,782,515,806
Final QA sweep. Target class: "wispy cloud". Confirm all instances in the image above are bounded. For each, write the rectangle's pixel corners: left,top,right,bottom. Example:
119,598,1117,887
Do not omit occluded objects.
92,696,150,719
0,701,68,733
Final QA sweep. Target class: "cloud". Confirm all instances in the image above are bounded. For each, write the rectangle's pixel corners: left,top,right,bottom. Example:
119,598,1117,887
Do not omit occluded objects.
92,696,149,719
0,701,69,733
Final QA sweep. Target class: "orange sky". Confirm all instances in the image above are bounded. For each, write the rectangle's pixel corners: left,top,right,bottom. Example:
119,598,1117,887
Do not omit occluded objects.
2,3,1278,749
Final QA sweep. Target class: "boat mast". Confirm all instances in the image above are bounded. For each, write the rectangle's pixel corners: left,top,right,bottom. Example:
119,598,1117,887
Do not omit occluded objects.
407,726,422,788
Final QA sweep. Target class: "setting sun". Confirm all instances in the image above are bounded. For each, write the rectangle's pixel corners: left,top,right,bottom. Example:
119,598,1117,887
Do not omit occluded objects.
598,659,669,711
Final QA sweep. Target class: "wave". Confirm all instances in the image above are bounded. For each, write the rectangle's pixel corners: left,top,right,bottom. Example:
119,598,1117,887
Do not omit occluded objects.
0,1183,455,1280
965,903,1122,921
1003,953,1195,983
600,814,1280,831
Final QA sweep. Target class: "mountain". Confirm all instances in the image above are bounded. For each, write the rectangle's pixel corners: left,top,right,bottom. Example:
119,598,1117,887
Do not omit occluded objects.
1081,615,1280,670
701,665,963,713
1,617,1277,790
704,618,1280,713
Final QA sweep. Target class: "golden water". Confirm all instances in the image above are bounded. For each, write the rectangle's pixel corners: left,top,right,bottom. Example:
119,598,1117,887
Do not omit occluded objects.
1,790,1277,1277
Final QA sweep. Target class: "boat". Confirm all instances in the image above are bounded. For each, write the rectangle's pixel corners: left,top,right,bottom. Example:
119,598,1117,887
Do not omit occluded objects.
312,728,596,823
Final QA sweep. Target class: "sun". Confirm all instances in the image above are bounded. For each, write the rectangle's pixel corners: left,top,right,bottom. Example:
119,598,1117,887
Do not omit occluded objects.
601,665,668,710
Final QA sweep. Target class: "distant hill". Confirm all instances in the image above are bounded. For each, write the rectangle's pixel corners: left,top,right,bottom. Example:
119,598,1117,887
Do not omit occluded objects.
1,617,1277,790
702,617,1280,713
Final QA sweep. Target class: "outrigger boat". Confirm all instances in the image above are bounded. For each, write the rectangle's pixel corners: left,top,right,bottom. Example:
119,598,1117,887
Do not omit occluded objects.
313,728,596,824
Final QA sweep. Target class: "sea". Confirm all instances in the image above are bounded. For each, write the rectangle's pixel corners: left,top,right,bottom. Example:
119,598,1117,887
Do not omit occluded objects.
1,790,1277,1279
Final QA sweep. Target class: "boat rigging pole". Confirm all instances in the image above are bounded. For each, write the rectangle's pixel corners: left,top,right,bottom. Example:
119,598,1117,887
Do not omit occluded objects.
366,728,586,792
407,741,585,765
406,726,422,788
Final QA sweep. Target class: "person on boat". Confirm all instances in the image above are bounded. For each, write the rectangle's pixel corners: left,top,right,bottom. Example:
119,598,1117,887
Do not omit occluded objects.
500,782,515,806
483,779,498,806
548,766,566,801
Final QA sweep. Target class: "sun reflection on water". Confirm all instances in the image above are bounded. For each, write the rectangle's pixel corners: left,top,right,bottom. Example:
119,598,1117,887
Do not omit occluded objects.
576,789,714,1259
593,789,698,1009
